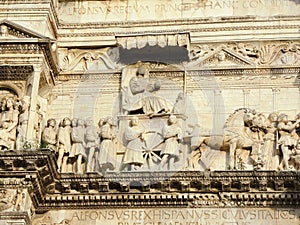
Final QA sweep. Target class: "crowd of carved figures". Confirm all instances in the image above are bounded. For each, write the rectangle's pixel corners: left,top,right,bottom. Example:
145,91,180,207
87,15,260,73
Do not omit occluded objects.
0,96,43,151
16,107,300,173
0,94,300,173
40,114,184,174
41,116,118,173
219,109,300,171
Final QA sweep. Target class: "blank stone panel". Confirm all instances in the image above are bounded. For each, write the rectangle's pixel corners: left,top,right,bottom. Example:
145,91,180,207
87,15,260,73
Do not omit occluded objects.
247,88,259,110
277,87,300,116
188,90,213,131
72,94,97,121
258,88,273,114
47,95,73,122
95,93,120,123
221,89,244,115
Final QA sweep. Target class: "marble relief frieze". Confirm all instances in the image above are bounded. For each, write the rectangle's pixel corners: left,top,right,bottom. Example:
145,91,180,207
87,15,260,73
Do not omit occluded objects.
20,62,299,175
0,1,300,225
58,41,300,74
189,41,300,67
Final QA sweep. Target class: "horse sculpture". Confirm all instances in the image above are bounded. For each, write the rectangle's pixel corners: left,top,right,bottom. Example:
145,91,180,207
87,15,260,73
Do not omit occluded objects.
201,108,266,169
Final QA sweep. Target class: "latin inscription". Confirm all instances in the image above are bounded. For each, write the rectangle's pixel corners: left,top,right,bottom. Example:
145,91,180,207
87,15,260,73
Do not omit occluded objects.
34,208,300,225
60,0,292,16
68,209,298,225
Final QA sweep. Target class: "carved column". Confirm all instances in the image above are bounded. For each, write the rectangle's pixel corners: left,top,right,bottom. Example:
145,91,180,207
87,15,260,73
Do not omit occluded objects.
243,89,250,108
272,88,280,112
26,65,41,144
213,90,224,134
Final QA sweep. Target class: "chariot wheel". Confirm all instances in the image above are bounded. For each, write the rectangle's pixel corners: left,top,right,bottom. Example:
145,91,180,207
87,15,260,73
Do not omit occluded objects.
142,131,164,170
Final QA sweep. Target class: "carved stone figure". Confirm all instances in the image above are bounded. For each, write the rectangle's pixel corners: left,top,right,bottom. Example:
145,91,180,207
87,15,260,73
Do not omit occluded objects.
122,116,145,171
248,113,267,169
277,114,300,170
160,115,182,170
291,139,300,170
33,104,44,148
12,189,25,211
16,96,30,150
97,118,105,134
185,124,207,170
172,92,186,114
261,113,279,170
41,119,57,151
0,189,14,211
85,119,99,172
0,120,15,150
122,65,171,115
0,97,19,149
57,117,72,173
98,117,117,171
69,119,86,174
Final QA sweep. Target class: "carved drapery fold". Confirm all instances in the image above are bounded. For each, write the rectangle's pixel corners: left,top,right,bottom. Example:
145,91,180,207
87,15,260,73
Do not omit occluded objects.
116,33,189,50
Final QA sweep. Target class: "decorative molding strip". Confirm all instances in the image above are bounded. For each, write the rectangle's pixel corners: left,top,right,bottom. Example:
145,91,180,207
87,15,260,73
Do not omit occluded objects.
57,16,300,29
0,150,300,210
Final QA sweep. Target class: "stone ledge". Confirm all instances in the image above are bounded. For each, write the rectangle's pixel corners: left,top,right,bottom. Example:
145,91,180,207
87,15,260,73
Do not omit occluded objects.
0,150,300,210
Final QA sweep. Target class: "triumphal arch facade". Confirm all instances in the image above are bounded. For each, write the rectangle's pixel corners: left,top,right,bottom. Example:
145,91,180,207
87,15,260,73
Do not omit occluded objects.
0,0,300,224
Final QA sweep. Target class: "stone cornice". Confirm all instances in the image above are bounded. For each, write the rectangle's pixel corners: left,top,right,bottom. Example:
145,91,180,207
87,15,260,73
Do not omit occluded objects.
0,150,300,211
57,24,300,39
56,66,300,80
58,15,300,29
0,42,59,78
0,0,59,39
57,17,300,45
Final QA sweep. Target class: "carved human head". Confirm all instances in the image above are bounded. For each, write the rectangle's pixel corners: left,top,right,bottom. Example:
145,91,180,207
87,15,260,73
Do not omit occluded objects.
85,118,93,127
98,118,105,128
77,119,85,127
130,116,139,126
169,115,177,124
21,96,30,110
5,97,14,109
47,119,56,128
253,113,266,127
106,117,113,125
268,112,278,122
136,65,147,77
72,118,78,127
63,117,72,126
0,98,6,111
217,52,226,61
278,113,288,123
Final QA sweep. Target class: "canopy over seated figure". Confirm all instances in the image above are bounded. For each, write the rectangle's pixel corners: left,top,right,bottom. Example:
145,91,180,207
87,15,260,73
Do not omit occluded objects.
122,65,172,115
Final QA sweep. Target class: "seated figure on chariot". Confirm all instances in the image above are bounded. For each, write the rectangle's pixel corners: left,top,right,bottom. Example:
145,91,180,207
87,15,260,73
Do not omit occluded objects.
122,65,172,115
